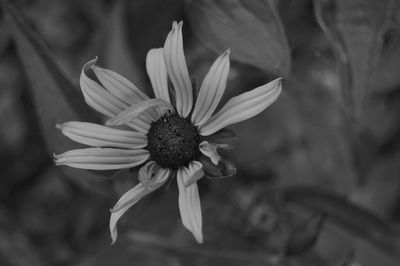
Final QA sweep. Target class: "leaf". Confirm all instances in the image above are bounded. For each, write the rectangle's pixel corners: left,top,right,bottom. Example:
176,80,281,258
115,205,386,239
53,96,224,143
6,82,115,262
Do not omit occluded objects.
185,0,291,77
285,213,325,256
2,0,103,186
371,31,400,93
314,0,394,119
283,187,400,261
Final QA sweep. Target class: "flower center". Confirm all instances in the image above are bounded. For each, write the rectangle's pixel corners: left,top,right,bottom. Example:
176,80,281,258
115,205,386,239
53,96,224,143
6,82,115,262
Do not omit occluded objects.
146,115,200,169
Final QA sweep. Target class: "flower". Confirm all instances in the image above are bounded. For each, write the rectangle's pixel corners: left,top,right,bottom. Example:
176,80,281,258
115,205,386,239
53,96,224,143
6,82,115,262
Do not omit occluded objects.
54,21,282,244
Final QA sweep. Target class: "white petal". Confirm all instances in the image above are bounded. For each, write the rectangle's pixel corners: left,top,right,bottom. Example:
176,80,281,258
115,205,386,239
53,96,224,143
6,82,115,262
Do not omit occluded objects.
57,121,147,149
163,21,193,118
109,183,149,244
138,161,170,190
91,63,149,106
199,78,282,136
54,148,149,170
80,59,154,134
146,48,170,103
109,163,169,244
199,141,221,165
182,161,204,187
106,99,173,127
192,50,230,126
80,59,127,117
177,166,203,243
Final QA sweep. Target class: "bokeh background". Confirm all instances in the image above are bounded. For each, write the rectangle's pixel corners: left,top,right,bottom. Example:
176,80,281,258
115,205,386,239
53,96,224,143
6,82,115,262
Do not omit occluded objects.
0,0,400,265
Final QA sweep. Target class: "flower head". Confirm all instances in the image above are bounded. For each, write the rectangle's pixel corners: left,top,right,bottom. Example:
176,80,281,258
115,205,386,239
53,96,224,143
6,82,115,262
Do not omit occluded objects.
54,21,282,244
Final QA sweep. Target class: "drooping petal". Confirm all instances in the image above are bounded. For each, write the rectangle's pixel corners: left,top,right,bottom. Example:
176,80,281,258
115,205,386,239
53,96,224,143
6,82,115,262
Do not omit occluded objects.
192,50,230,126
109,183,149,244
163,21,193,118
146,48,170,103
80,59,127,117
91,62,149,105
57,121,147,149
54,148,149,170
199,141,221,165
109,163,169,244
80,59,154,134
106,99,173,127
138,161,170,190
199,78,282,136
177,165,203,243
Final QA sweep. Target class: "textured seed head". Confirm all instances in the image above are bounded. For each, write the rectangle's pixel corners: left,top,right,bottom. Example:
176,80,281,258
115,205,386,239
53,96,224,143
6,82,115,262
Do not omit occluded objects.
147,115,200,169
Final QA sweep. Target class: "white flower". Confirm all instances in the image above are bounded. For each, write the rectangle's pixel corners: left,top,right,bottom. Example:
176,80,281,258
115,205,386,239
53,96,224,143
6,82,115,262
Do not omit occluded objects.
54,21,282,244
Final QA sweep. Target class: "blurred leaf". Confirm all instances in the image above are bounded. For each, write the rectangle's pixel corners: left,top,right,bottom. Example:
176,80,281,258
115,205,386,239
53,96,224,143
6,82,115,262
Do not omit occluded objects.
127,230,275,265
2,0,103,186
285,213,325,256
185,0,291,77
371,32,400,93
283,187,400,261
2,0,98,152
314,0,394,119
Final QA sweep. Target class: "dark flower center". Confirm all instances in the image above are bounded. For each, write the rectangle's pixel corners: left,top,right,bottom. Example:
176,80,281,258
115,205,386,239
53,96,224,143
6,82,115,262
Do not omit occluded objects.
146,115,200,169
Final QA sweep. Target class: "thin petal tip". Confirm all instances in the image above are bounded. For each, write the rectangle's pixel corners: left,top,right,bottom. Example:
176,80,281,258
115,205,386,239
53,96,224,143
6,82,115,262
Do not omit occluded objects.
196,235,204,244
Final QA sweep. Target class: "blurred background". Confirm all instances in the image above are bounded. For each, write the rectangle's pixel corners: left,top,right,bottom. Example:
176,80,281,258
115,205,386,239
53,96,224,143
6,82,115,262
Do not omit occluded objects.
0,0,400,265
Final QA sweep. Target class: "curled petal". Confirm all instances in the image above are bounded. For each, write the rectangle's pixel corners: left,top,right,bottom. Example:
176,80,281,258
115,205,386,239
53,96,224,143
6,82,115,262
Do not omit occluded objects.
57,121,147,149
199,141,221,165
177,168,203,243
138,161,170,190
146,48,170,103
109,164,169,244
163,21,193,118
80,59,127,117
91,63,149,105
181,161,204,187
199,78,282,136
109,183,148,244
54,148,149,170
106,99,174,127
80,59,153,134
192,50,230,126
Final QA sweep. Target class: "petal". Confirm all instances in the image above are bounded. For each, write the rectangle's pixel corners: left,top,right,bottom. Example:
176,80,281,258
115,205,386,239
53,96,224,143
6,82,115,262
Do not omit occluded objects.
163,21,193,118
177,168,203,243
191,50,230,126
80,59,154,134
199,141,221,165
138,161,170,190
57,121,147,149
199,78,282,136
91,62,149,106
182,161,204,187
106,99,173,127
54,148,149,170
203,128,238,144
80,59,127,117
109,183,149,244
146,48,170,103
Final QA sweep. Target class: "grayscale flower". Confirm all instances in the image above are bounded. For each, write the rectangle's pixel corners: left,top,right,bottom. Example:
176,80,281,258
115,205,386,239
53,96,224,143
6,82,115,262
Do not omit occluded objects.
54,21,282,244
